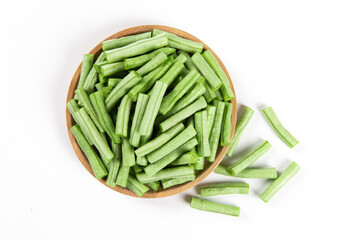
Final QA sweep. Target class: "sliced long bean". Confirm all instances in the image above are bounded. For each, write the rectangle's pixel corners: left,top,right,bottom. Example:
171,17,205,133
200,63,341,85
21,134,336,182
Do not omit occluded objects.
76,108,114,162
206,105,217,136
227,140,272,176
102,32,152,51
108,78,121,88
136,52,167,76
77,54,94,90
159,96,207,132
160,69,200,115
124,47,175,69
94,61,107,73
194,156,205,170
71,125,108,179
121,138,135,167
227,106,254,157
162,174,195,189
136,165,195,183
115,94,132,137
153,29,203,53
105,71,142,111
177,50,196,70
75,87,104,133
138,81,168,136
98,62,125,77
190,197,240,217
260,161,300,203
115,165,130,187
95,83,105,92
214,89,223,101
200,182,249,197
158,60,185,86
203,80,217,102
128,56,174,101
135,123,184,157
207,101,225,162
129,94,149,147
105,33,168,63
170,151,198,166
68,100,94,145
194,110,210,157
90,91,121,144
106,142,121,187
191,52,222,91
83,52,105,93
215,165,277,179
220,102,233,146
262,107,299,148
202,50,234,101
144,137,198,176
127,175,149,197
146,181,160,191
147,125,197,163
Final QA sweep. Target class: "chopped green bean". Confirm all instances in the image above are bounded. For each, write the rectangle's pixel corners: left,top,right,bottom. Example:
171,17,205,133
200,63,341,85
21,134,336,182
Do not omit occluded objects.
202,50,234,101
144,137,198,176
133,164,144,173
260,161,300,203
115,94,132,137
191,52,222,91
105,71,142,111
207,101,225,162
98,62,125,77
194,110,210,157
200,182,249,197
147,125,197,163
105,33,168,63
138,81,168,136
71,125,108,179
83,52,105,93
194,156,205,170
115,165,130,187
214,90,223,100
90,91,121,144
77,54,94,90
227,140,272,176
95,82,105,92
170,151,198,166
121,138,135,167
162,174,196,189
129,94,149,147
136,165,195,183
124,47,175,69
135,123,185,157
262,107,299,148
220,102,233,146
206,105,217,136
94,61,107,73
190,197,240,217
127,175,149,197
227,106,254,157
214,165,277,179
98,74,109,84
137,52,167,76
76,108,114,162
160,69,200,115
177,50,196,70
108,78,121,88
158,60,185,86
159,96,207,132
203,80,217,102
146,181,160,191
153,29,203,53
174,53,187,64
102,32,152,51
75,87,104,133
106,142,121,187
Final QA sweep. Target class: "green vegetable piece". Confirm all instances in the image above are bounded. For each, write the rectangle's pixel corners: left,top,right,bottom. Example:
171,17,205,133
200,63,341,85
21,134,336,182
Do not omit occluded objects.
207,101,225,162
202,50,235,101
227,140,272,176
260,161,300,203
138,81,168,136
158,60,185,86
153,29,203,53
124,47,175,69
190,197,240,217
214,90,223,101
106,142,121,187
115,165,130,187
105,33,168,63
137,52,167,76
191,52,222,91
115,94,132,137
262,107,299,148
71,125,108,179
147,125,197,163
200,182,249,197
162,174,196,189
105,71,142,111
98,62,125,77
95,82,105,92
177,50,197,70
215,165,277,179
77,54,94,90
129,94,149,147
102,32,152,51
83,52,106,93
159,96,207,132
146,181,160,191
202,80,217,102
227,106,254,157
220,102,233,146
127,175,149,197
194,156,205,170
136,165,195,183
170,151,199,166
121,138,135,167
194,110,210,157
206,105,217,136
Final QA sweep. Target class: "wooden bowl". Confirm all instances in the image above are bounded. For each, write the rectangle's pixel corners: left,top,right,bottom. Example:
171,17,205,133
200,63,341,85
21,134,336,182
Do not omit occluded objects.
66,25,237,198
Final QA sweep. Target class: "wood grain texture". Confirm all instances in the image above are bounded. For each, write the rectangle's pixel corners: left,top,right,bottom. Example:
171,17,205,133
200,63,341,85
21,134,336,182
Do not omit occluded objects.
66,25,237,198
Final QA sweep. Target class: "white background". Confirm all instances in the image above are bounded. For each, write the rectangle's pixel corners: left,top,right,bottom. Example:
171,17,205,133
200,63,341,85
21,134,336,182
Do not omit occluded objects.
1,0,359,239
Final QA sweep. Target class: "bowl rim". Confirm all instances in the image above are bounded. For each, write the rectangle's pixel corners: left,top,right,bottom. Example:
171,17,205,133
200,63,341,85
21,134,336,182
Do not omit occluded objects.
66,25,237,198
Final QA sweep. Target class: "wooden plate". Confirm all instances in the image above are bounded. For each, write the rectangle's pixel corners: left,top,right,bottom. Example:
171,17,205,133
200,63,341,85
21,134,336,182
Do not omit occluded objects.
66,25,237,198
